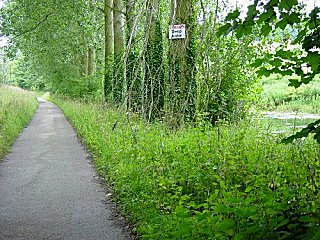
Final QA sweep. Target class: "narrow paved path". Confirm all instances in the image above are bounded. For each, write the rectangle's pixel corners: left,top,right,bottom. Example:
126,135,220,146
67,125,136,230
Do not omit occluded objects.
0,98,131,240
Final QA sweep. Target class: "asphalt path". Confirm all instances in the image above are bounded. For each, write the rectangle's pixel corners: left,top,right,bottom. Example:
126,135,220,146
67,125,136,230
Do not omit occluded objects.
0,98,132,240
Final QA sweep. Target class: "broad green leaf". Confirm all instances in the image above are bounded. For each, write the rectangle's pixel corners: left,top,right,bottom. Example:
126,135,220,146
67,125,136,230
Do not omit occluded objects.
275,19,287,30
298,216,318,223
279,0,298,11
257,67,271,77
261,24,272,37
247,5,258,18
251,58,264,68
275,49,293,58
282,119,320,143
245,186,254,192
226,10,240,21
288,78,301,88
302,52,320,71
216,219,236,231
257,9,276,24
286,12,300,24
217,23,232,37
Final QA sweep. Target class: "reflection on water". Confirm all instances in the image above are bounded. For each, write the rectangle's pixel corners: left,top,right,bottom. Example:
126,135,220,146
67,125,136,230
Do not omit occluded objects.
259,112,320,134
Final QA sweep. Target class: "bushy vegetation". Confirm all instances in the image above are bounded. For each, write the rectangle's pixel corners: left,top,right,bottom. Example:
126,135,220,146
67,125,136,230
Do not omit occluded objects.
0,86,38,158
54,96,320,239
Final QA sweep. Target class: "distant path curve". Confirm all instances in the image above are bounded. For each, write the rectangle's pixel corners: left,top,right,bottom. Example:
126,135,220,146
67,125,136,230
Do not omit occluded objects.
0,98,132,240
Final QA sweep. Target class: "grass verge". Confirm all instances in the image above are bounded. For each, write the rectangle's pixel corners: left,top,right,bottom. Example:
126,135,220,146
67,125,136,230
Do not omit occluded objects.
54,96,320,239
0,86,38,158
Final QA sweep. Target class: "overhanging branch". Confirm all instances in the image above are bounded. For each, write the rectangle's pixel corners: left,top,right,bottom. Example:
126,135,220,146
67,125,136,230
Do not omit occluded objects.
16,12,55,37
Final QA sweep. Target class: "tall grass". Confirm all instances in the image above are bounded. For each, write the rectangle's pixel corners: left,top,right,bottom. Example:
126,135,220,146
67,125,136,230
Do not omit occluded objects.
0,86,38,158
54,97,320,239
259,74,320,113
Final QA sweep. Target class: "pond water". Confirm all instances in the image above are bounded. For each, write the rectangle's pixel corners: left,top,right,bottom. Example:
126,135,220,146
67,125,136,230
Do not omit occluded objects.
258,112,320,134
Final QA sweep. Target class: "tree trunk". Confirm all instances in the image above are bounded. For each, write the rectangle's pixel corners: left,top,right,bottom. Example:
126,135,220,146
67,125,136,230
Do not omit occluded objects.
168,0,196,125
144,0,164,121
104,0,114,100
80,48,89,77
125,0,140,111
88,0,96,76
2,57,6,84
113,0,125,104
88,47,96,75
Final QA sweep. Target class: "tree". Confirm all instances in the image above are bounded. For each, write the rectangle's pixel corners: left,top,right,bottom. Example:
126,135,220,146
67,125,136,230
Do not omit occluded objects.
144,0,165,120
168,0,196,125
113,0,125,104
104,0,114,100
124,0,141,112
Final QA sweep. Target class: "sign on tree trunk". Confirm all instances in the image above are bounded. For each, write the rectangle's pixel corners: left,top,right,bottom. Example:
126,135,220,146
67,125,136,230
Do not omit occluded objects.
169,24,186,39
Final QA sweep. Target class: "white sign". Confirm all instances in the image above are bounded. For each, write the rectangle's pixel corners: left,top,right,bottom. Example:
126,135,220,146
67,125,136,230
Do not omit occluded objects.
169,24,186,40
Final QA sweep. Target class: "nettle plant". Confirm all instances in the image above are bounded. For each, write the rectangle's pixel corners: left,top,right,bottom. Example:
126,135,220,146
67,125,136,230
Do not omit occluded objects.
218,0,320,143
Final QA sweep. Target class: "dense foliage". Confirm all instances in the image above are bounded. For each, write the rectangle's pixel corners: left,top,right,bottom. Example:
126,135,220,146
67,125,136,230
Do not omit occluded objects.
0,0,257,124
0,86,38,158
55,96,320,239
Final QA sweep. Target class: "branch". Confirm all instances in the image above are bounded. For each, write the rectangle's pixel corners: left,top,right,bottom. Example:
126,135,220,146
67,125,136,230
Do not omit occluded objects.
16,12,55,37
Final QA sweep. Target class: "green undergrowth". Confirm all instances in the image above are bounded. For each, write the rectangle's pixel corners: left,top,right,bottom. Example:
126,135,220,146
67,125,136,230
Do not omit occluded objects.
54,97,320,239
0,86,38,158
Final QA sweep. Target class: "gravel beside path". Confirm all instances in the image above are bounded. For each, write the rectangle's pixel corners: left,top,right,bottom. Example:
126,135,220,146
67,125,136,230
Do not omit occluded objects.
0,98,132,240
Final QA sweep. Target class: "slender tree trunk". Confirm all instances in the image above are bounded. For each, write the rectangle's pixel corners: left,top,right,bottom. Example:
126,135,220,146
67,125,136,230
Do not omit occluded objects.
125,0,140,111
2,57,6,84
81,48,89,76
113,0,125,104
168,0,196,126
88,0,97,76
88,47,96,75
144,0,164,121
104,0,114,100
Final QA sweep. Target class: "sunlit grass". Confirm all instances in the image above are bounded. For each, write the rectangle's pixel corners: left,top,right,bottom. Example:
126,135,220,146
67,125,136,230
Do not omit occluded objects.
0,85,38,158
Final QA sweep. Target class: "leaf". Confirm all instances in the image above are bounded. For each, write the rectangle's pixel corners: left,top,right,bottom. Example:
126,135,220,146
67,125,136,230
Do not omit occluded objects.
285,12,300,25
293,29,307,44
261,24,272,37
245,186,254,192
275,19,287,30
288,78,301,88
298,216,318,223
256,67,271,77
275,218,290,229
257,9,276,24
302,52,320,71
282,119,320,144
226,10,240,21
217,23,232,37
247,4,258,18
279,0,298,11
275,49,293,58
216,219,236,231
235,22,254,38
271,58,282,67
251,58,264,68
